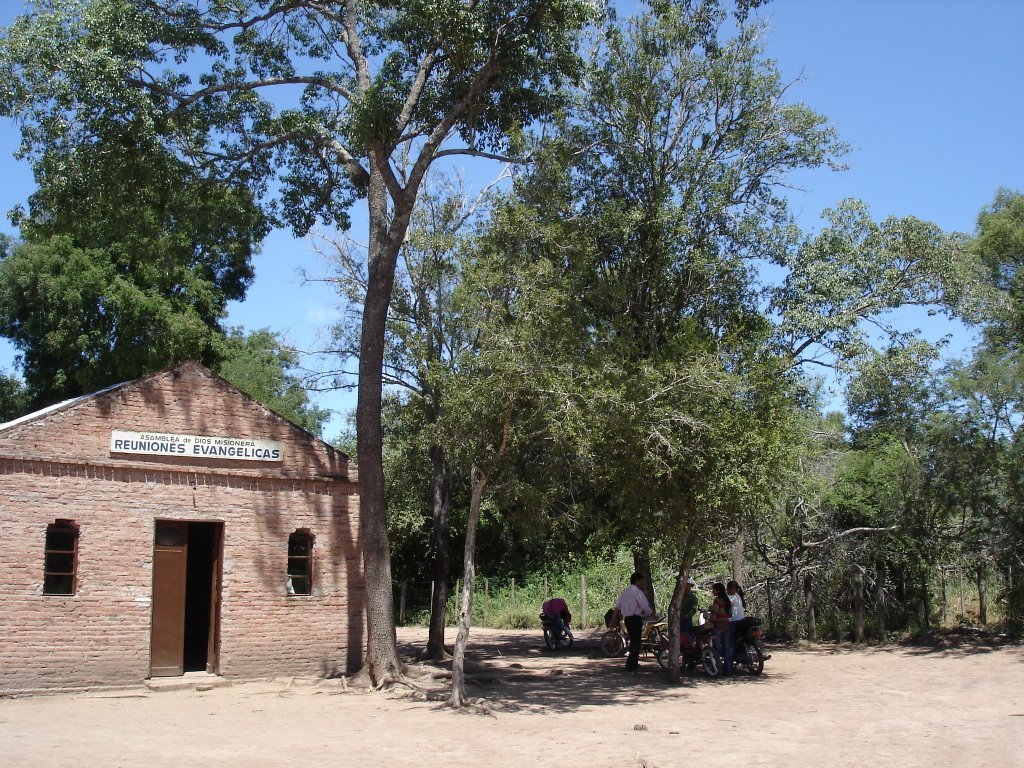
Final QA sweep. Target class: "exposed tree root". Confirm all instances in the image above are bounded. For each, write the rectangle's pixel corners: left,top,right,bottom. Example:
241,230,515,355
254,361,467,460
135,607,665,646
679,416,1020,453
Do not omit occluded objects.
416,645,454,662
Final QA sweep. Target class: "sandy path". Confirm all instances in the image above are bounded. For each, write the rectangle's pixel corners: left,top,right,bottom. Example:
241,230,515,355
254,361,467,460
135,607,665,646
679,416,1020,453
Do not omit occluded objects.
1,626,1021,768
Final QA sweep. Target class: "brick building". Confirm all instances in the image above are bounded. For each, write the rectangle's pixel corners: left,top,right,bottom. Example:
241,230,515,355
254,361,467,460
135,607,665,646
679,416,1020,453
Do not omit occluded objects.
0,361,363,694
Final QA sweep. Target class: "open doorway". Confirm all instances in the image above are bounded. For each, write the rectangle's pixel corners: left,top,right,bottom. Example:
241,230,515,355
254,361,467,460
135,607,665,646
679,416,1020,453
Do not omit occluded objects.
150,520,223,677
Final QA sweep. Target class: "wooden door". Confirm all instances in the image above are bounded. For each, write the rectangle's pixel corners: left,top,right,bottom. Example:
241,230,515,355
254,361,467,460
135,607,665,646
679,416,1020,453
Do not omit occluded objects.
150,521,188,677
205,524,223,674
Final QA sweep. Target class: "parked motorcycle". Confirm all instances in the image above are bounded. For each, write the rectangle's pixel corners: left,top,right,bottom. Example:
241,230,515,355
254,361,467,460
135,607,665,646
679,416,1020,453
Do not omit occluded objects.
655,623,719,676
540,613,574,651
732,616,767,675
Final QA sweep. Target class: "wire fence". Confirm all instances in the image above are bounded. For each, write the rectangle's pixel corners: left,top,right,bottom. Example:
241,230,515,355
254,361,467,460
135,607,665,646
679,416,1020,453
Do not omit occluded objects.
393,572,636,630
393,561,1002,637
392,566,697,630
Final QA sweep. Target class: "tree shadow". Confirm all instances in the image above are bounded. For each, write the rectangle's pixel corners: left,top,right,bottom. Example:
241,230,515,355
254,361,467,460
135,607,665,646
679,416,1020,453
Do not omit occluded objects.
740,630,1022,661
897,628,1022,658
396,628,783,714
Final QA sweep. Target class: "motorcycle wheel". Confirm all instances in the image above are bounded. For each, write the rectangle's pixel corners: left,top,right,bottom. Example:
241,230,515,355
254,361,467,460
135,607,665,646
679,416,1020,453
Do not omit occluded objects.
644,627,664,658
654,634,670,670
560,629,574,650
543,627,558,651
701,646,719,677
742,642,764,675
600,629,625,657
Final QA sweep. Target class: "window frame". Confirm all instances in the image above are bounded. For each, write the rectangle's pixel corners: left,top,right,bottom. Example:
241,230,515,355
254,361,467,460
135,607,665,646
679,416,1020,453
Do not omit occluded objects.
286,529,314,597
43,519,79,596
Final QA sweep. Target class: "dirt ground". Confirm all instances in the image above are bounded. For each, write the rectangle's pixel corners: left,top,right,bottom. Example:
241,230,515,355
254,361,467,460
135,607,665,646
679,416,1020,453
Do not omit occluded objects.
1,625,1022,768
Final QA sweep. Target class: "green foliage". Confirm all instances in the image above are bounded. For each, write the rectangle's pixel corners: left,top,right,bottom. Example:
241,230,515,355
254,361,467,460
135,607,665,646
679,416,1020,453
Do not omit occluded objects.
0,236,228,403
576,3,845,354
1,0,598,235
975,188,1024,348
0,369,30,422
845,342,942,442
216,328,330,436
0,3,271,406
771,199,992,368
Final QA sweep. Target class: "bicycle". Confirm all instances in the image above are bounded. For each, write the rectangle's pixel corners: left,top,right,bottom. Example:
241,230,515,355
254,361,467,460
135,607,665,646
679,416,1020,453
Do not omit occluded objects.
600,613,667,659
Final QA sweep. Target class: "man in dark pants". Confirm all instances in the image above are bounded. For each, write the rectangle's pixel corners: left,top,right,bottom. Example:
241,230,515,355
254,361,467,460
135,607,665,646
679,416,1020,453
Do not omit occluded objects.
615,572,653,672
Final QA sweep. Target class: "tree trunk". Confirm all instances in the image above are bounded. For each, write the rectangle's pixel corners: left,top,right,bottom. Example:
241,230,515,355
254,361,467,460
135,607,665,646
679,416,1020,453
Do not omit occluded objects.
448,464,487,708
424,443,452,661
356,169,416,685
732,525,745,586
852,565,865,644
803,573,816,642
633,548,656,612
875,561,887,643
976,565,987,626
666,550,695,684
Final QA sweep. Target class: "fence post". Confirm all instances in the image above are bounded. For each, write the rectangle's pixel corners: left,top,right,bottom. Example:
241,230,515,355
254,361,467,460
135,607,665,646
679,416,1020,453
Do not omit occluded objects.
977,565,987,626
544,575,548,602
579,573,587,629
511,578,516,624
939,566,947,624
399,580,407,625
852,565,865,643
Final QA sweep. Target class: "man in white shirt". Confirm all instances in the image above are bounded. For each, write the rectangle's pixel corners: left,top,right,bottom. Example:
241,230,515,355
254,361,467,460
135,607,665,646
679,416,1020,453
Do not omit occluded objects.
615,572,653,672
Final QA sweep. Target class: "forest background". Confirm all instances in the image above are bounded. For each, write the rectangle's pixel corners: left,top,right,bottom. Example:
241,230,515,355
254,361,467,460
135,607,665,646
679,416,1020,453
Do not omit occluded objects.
0,0,1022,696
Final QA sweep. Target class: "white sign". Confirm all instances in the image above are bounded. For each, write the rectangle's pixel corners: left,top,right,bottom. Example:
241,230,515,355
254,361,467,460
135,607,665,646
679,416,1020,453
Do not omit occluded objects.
110,430,284,461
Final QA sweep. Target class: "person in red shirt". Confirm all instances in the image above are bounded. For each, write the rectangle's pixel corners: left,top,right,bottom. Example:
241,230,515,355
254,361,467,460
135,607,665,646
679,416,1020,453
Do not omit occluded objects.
542,596,572,637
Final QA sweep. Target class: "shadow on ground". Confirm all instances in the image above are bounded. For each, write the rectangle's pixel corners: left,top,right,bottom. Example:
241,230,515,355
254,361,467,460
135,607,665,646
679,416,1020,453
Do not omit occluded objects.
395,628,781,714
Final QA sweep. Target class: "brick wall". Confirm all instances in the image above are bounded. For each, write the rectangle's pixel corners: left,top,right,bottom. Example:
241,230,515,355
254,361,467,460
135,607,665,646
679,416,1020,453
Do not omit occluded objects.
0,363,364,693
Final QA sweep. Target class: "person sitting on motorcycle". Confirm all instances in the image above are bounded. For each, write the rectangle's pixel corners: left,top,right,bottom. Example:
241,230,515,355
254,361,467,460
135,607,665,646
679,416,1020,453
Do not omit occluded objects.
709,582,734,674
542,597,572,636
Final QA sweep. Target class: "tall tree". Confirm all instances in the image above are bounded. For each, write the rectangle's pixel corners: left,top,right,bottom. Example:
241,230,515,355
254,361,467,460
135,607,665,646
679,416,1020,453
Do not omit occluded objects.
436,191,588,706
491,0,844,680
3,0,595,683
315,171,500,661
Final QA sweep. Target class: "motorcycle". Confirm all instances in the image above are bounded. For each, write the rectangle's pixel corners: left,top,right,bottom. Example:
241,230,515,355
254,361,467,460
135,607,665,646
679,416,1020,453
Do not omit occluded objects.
540,613,574,651
655,622,719,677
732,616,767,675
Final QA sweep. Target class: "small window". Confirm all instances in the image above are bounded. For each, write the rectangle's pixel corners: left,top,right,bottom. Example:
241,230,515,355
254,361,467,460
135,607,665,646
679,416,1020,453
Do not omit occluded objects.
286,530,314,596
44,520,79,595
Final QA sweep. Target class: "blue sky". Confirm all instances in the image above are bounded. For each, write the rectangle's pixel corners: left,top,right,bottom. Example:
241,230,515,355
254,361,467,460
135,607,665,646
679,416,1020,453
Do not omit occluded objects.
1,1,1022,439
